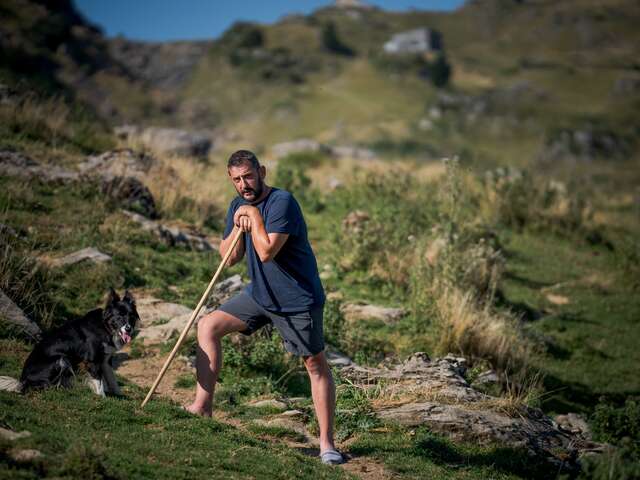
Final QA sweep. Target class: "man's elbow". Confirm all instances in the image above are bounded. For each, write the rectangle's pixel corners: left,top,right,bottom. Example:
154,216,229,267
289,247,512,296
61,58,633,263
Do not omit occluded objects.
258,251,274,263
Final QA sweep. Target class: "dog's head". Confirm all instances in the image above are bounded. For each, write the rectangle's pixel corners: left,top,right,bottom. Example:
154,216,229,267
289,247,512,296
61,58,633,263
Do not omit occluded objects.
103,288,139,349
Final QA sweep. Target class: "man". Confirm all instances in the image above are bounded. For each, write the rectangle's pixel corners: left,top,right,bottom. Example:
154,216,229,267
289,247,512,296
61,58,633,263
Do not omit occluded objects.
186,150,343,465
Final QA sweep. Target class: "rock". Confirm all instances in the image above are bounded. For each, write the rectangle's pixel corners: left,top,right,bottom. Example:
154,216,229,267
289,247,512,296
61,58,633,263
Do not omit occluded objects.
471,370,500,390
248,398,288,410
0,376,23,392
0,289,42,340
0,151,78,183
271,139,330,159
122,210,214,251
79,149,154,180
206,274,245,308
383,28,442,54
279,409,304,418
339,353,598,470
8,449,43,463
134,296,197,344
49,247,112,268
326,349,353,367
341,303,406,325
102,176,158,219
0,427,31,441
252,417,314,443
555,413,591,439
132,127,212,157
540,128,631,163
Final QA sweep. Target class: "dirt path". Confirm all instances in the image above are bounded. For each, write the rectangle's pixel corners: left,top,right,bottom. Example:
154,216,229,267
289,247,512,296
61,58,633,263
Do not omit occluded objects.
116,347,394,480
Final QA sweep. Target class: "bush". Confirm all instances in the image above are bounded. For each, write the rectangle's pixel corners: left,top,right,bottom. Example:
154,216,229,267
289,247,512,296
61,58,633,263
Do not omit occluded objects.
273,152,324,212
321,22,355,56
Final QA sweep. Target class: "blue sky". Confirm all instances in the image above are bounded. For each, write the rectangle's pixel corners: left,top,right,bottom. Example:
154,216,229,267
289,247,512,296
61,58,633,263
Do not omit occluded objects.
74,0,466,42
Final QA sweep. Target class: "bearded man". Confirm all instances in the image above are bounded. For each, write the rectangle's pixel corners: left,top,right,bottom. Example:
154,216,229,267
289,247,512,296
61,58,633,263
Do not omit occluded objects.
186,150,343,465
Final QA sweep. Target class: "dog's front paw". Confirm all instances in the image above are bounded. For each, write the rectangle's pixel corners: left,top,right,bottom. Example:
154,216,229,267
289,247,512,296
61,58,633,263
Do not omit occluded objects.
87,377,106,397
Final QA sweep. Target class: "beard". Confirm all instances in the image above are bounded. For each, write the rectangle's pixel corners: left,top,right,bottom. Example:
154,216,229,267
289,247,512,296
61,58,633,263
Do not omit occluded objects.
238,178,264,203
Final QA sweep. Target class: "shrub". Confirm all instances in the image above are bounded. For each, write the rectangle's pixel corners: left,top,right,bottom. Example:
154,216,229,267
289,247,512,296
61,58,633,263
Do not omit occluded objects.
321,22,355,56
273,152,325,212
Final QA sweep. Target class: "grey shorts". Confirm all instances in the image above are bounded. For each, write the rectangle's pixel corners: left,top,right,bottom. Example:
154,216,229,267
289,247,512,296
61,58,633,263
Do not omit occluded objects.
218,292,325,357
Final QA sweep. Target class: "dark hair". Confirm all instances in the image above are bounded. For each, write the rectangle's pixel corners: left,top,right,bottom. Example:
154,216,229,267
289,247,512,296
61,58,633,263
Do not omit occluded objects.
227,150,260,170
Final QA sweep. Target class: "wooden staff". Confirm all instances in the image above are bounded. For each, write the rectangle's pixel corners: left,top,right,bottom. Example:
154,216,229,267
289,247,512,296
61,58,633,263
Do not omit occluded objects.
141,228,243,408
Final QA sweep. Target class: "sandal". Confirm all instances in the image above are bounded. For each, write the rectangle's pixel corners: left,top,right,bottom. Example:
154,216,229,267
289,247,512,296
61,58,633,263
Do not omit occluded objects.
320,449,344,465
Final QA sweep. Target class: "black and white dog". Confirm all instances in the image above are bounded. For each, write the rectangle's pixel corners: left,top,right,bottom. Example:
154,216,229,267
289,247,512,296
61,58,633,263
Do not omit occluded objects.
20,288,139,396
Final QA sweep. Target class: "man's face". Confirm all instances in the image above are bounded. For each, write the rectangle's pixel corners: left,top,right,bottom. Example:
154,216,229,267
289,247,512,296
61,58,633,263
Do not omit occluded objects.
228,162,265,203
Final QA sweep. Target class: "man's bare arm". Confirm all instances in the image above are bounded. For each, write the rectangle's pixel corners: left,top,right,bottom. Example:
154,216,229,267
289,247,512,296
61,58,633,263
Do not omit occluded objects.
234,206,288,263
219,225,245,266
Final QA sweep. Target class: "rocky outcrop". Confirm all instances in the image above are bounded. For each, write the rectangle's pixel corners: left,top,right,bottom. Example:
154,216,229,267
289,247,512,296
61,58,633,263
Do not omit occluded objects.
337,353,603,470
115,126,212,157
107,39,211,91
0,289,41,341
79,148,154,180
539,128,632,163
121,210,215,252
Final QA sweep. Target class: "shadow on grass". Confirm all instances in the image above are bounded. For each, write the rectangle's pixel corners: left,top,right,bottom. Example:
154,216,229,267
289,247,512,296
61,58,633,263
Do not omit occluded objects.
349,428,563,479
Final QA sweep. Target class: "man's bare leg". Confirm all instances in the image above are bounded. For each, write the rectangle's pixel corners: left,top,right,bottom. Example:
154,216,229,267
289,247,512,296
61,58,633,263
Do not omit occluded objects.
303,351,337,453
185,310,247,417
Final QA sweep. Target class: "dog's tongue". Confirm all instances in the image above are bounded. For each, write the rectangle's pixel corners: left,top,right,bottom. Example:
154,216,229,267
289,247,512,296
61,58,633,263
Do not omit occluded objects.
120,331,132,344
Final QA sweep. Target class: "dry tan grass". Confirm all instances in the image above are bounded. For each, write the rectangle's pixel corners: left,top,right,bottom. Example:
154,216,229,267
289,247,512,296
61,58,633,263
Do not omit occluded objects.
433,287,535,373
139,152,236,227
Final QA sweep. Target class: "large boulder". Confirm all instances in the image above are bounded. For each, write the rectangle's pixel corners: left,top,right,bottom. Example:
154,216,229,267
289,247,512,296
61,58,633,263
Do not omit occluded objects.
341,303,406,325
0,289,41,341
79,148,154,180
49,247,112,268
116,126,212,157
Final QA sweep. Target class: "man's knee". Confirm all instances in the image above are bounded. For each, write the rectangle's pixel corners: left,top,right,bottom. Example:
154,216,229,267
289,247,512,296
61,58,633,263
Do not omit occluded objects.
197,311,229,340
304,351,330,378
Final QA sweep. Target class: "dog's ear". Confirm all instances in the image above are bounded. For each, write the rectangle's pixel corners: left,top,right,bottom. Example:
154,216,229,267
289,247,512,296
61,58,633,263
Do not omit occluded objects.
123,290,136,306
106,287,120,306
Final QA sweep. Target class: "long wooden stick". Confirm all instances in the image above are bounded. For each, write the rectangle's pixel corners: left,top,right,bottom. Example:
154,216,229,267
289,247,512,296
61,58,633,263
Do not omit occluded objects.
141,228,243,408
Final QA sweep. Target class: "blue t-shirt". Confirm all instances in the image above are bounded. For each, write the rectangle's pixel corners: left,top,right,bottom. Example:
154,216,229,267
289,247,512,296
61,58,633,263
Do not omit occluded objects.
223,188,325,313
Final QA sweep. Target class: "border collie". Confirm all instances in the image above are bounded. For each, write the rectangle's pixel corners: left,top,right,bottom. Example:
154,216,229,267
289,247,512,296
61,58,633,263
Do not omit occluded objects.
19,288,138,396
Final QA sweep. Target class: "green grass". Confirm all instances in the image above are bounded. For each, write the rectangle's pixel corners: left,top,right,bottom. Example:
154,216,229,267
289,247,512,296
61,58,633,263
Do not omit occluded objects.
500,231,640,414
0,384,350,480
347,426,558,480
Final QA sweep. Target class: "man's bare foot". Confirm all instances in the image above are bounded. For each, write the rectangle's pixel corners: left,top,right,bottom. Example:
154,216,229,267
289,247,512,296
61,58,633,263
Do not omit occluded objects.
183,403,212,417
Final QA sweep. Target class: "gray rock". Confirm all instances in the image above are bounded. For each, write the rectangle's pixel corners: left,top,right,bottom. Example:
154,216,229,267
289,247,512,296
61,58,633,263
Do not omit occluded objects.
340,352,599,469
0,427,31,441
136,127,212,157
50,247,112,267
122,210,214,251
0,151,78,183
206,274,245,308
540,128,631,163
341,303,406,325
0,289,41,340
471,369,500,389
134,296,196,344
102,175,158,219
79,149,154,180
331,145,377,160
612,75,640,96
326,349,353,367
